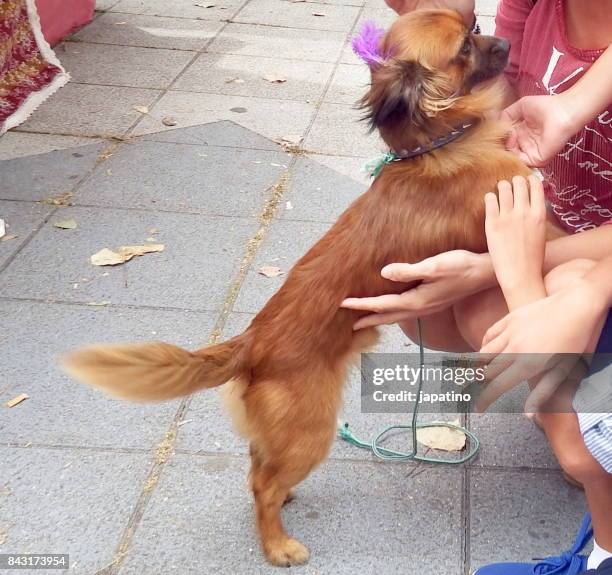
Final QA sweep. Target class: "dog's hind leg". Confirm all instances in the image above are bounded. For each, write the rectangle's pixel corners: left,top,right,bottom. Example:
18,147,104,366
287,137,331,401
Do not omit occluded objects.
250,456,315,566
245,370,341,566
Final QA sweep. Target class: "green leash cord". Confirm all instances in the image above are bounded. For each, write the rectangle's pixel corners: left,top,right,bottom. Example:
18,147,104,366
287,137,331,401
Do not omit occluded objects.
338,318,480,464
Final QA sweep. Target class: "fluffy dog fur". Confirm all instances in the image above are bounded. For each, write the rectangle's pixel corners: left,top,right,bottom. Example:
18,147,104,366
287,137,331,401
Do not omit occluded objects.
63,10,531,567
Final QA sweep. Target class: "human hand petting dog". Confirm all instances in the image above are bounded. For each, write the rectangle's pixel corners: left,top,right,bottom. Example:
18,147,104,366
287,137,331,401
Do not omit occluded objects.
502,45,612,167
501,94,578,167
341,250,496,330
384,0,474,25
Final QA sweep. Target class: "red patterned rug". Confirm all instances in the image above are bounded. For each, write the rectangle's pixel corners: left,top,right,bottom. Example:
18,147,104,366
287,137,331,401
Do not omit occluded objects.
0,0,69,134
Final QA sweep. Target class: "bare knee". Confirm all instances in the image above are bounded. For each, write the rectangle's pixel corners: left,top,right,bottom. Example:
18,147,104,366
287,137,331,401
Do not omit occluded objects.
399,312,472,352
544,259,597,295
453,287,508,350
555,447,607,485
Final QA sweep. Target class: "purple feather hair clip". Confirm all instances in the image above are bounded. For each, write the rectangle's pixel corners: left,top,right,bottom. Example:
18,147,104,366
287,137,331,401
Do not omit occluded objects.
351,20,387,67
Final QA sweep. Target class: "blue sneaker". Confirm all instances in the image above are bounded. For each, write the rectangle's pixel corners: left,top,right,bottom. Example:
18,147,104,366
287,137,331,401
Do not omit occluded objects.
475,514,593,575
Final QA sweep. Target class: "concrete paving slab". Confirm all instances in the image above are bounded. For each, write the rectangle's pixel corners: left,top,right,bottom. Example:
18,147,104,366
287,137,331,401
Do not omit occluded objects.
0,206,257,311
469,413,559,469
469,386,559,469
234,0,360,32
132,90,316,143
72,12,223,50
363,0,390,6
470,468,588,571
357,6,397,28
479,15,495,35
0,133,106,161
17,83,161,137
59,42,194,90
278,155,366,223
0,201,53,269
0,299,216,448
477,0,499,16
207,23,347,63
118,454,464,574
173,53,334,102
307,153,372,185
175,388,249,455
311,0,365,6
76,140,288,216
0,446,151,574
304,101,384,157
340,40,361,65
174,312,252,455
139,119,280,150
111,0,244,21
97,0,121,9
0,142,108,201
233,218,331,313
325,62,370,105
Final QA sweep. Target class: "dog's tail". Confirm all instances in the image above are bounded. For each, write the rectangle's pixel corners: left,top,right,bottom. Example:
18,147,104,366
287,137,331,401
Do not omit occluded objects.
61,336,248,402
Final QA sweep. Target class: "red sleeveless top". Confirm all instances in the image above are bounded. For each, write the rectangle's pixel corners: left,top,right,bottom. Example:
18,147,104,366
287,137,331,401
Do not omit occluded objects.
495,0,611,233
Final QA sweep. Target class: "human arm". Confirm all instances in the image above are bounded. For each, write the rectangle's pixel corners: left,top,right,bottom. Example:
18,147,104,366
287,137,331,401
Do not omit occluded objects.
483,176,547,310
477,257,612,413
482,258,612,356
474,178,612,413
503,45,612,167
340,224,612,330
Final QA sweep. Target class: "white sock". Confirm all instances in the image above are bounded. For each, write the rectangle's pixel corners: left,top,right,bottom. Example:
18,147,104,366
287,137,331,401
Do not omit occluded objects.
588,540,612,570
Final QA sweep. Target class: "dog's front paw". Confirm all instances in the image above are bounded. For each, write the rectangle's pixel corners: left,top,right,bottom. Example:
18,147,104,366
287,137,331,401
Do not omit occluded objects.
265,538,310,566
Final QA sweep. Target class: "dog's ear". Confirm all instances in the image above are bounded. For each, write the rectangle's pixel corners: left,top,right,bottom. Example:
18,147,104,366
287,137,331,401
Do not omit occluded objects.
360,60,448,130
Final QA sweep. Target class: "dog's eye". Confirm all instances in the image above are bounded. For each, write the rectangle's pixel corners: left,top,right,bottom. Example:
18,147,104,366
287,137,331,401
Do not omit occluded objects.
460,38,471,56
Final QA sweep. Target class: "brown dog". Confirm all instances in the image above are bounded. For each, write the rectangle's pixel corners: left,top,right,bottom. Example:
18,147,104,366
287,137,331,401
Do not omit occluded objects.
63,9,531,567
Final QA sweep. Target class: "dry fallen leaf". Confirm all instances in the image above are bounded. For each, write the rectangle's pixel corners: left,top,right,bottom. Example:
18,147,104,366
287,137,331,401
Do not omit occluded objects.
263,74,287,84
224,77,244,84
0,234,17,242
91,244,165,266
258,265,284,278
87,301,111,306
162,116,178,126
53,218,77,230
42,191,73,206
416,420,466,452
6,394,29,408
0,218,5,239
133,105,150,114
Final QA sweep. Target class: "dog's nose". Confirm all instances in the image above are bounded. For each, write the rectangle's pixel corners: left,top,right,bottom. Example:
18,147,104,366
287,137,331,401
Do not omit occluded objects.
490,38,510,57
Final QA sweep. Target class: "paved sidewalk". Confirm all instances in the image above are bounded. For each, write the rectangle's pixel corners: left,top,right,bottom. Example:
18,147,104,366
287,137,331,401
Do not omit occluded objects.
0,1,587,574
